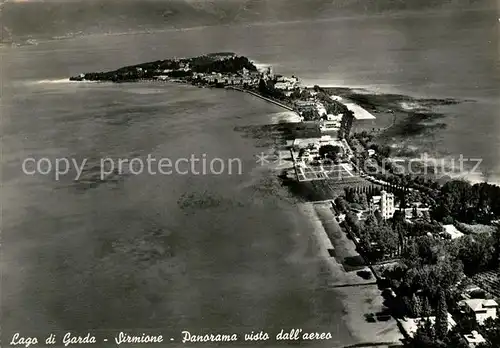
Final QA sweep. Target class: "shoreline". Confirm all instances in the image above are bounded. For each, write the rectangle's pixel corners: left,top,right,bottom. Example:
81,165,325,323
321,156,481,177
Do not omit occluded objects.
227,86,303,124
54,75,500,187
227,86,296,113
299,201,404,346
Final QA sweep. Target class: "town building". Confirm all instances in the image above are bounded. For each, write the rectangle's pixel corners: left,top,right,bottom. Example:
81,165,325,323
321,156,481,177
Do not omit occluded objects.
369,191,395,220
325,113,343,122
463,331,487,347
459,299,498,325
400,313,456,339
263,66,274,80
319,135,336,147
274,82,294,90
274,75,300,90
295,100,316,108
319,114,343,133
315,102,327,117
319,121,340,133
402,207,430,221
442,224,464,240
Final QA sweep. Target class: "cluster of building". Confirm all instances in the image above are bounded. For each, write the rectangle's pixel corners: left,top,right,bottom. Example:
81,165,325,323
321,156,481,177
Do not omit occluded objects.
294,100,316,114
191,67,261,87
188,62,356,148
292,99,354,141
274,75,300,91
401,292,498,347
188,65,302,92
320,113,343,132
294,135,347,166
155,61,358,183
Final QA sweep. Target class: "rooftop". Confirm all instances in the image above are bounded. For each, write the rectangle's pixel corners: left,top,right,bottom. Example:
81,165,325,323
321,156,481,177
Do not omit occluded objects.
400,314,456,338
461,298,498,311
443,224,464,240
463,331,486,346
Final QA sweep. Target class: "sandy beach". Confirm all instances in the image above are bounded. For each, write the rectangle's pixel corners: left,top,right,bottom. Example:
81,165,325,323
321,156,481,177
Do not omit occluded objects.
299,202,404,347
328,95,376,120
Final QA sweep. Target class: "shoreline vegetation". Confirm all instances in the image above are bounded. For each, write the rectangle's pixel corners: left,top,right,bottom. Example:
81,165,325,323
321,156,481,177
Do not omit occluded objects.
71,53,500,348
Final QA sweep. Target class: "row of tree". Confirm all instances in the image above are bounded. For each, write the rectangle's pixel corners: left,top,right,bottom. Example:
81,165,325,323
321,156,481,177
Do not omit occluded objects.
313,85,351,115
432,180,500,224
350,132,500,225
341,209,400,261
190,55,257,74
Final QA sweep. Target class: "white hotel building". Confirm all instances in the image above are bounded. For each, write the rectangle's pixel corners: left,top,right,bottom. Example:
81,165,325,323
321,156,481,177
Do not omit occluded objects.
369,190,395,220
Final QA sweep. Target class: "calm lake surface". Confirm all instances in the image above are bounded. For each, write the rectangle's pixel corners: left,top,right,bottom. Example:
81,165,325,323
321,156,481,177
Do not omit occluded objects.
1,7,498,347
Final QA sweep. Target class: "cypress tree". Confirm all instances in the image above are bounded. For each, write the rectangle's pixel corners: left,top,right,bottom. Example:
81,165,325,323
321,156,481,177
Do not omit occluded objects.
411,293,422,318
435,290,448,340
421,295,431,318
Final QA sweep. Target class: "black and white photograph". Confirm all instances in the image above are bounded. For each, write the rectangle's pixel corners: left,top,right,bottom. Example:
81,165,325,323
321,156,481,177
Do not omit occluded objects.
1,1,499,347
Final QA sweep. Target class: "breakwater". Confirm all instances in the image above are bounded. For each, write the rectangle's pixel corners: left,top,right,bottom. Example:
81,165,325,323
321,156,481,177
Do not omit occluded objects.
227,86,297,113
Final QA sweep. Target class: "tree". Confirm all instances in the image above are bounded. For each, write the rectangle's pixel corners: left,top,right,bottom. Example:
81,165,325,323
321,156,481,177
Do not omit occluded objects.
352,191,360,205
393,209,406,225
365,213,378,228
359,192,369,209
445,328,469,348
319,145,341,161
421,295,431,317
412,206,419,219
411,293,422,317
434,255,464,291
258,78,268,94
334,196,348,213
482,317,500,347
435,290,448,340
345,211,360,233
408,319,438,348
493,226,500,271
378,223,399,257
344,187,355,203
402,239,421,269
455,233,496,276
416,235,440,265
290,88,301,100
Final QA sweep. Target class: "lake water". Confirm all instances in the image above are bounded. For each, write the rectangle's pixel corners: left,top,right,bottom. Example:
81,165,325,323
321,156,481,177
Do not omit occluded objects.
1,7,498,347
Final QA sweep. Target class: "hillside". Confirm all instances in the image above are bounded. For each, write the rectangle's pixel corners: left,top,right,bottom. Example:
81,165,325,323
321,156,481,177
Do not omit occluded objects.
1,0,492,44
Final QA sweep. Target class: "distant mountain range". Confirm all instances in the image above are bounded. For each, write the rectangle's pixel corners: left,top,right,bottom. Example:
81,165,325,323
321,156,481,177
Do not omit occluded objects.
1,0,490,44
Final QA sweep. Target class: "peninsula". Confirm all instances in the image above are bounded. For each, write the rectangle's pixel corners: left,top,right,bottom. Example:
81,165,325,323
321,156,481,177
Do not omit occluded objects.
70,52,500,348
70,52,355,127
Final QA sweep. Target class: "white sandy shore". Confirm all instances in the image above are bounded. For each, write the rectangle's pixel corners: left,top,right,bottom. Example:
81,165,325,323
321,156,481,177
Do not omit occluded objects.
343,102,376,120
329,95,376,120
